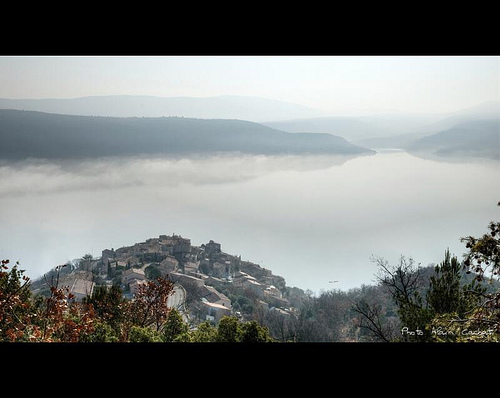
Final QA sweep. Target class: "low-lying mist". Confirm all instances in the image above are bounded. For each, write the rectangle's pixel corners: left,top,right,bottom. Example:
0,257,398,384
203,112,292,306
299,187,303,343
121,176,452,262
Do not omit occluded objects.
0,153,357,197
0,151,498,293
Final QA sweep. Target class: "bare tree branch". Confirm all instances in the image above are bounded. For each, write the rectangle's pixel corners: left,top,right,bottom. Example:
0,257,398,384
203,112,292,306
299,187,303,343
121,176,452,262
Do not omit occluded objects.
352,299,392,342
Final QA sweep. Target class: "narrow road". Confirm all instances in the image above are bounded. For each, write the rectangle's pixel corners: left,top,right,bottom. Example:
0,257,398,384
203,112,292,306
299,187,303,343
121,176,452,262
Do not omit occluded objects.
167,284,189,322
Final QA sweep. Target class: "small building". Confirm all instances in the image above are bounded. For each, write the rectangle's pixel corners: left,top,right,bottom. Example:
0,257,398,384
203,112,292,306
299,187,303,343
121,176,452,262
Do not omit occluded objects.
211,261,230,279
269,307,292,317
184,261,200,275
233,271,256,282
157,256,178,276
169,272,205,288
173,236,191,263
122,268,147,285
130,279,148,295
205,240,221,255
233,271,261,291
199,285,232,309
70,278,95,301
242,278,264,298
264,285,282,299
202,300,232,323
233,271,264,297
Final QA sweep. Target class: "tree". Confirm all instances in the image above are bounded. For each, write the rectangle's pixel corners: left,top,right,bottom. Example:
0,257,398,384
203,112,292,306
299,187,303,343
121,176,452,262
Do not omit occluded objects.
456,202,500,338
372,255,433,341
352,297,397,342
84,284,124,335
264,308,294,342
216,316,242,342
240,320,274,342
80,321,118,342
461,202,500,282
162,308,189,342
289,289,327,342
427,249,485,318
129,325,163,342
189,321,217,342
126,276,175,331
0,260,33,341
145,264,161,280
357,245,495,342
79,253,94,272
32,264,76,341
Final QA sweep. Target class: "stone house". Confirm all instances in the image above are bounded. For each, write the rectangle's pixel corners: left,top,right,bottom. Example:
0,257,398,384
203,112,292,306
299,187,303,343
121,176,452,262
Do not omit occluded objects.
70,278,95,301
169,272,205,288
202,301,232,323
233,271,264,296
242,278,264,298
122,268,147,285
199,285,231,309
264,285,282,299
184,261,200,276
211,261,229,279
204,240,221,255
233,271,257,284
101,249,116,266
156,256,178,276
129,279,148,295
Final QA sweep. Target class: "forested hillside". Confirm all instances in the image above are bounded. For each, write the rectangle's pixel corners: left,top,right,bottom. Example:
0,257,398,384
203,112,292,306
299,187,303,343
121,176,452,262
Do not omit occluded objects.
0,110,373,160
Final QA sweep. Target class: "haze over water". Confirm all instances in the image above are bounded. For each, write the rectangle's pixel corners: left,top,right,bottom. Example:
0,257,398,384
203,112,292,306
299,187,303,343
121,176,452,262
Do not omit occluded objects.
1,150,498,293
0,55,499,294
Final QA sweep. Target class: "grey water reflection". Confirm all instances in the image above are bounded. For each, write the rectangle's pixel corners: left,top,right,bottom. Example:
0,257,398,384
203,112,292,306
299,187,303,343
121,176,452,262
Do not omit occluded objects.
0,151,498,293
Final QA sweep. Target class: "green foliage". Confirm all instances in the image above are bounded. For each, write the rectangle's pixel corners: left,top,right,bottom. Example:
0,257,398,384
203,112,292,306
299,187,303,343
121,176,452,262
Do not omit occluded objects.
0,258,277,342
240,320,273,342
79,254,94,271
427,249,486,318
461,207,500,282
162,308,188,342
397,249,490,342
80,321,119,343
129,325,163,342
189,321,218,342
84,284,124,333
144,264,162,280
0,260,33,341
428,311,499,342
457,203,500,336
216,316,242,342
2,203,499,343
357,247,496,342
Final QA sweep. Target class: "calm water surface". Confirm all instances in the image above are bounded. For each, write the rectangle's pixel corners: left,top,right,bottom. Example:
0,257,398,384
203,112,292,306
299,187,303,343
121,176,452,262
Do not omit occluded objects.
1,150,498,293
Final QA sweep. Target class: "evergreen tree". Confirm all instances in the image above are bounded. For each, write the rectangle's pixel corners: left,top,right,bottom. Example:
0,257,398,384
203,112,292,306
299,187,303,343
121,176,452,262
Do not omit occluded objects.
216,316,242,342
84,284,124,333
189,321,218,342
162,308,189,342
0,260,33,341
240,320,274,342
427,249,485,318
129,325,162,342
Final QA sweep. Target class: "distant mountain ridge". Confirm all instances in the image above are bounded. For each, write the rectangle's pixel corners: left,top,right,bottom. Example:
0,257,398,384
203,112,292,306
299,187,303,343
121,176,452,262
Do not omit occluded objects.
264,113,450,142
0,95,325,122
405,119,500,160
265,101,500,143
0,109,373,160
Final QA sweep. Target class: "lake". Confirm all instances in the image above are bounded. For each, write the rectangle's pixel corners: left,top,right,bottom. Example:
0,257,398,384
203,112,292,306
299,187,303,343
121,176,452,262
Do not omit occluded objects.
0,150,498,294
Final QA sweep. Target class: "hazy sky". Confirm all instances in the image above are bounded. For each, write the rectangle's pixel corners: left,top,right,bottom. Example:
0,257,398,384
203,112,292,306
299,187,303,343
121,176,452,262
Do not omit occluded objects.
0,55,499,115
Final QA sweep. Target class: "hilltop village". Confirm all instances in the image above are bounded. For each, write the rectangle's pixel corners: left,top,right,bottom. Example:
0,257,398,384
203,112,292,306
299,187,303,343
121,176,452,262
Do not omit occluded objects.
31,234,296,325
